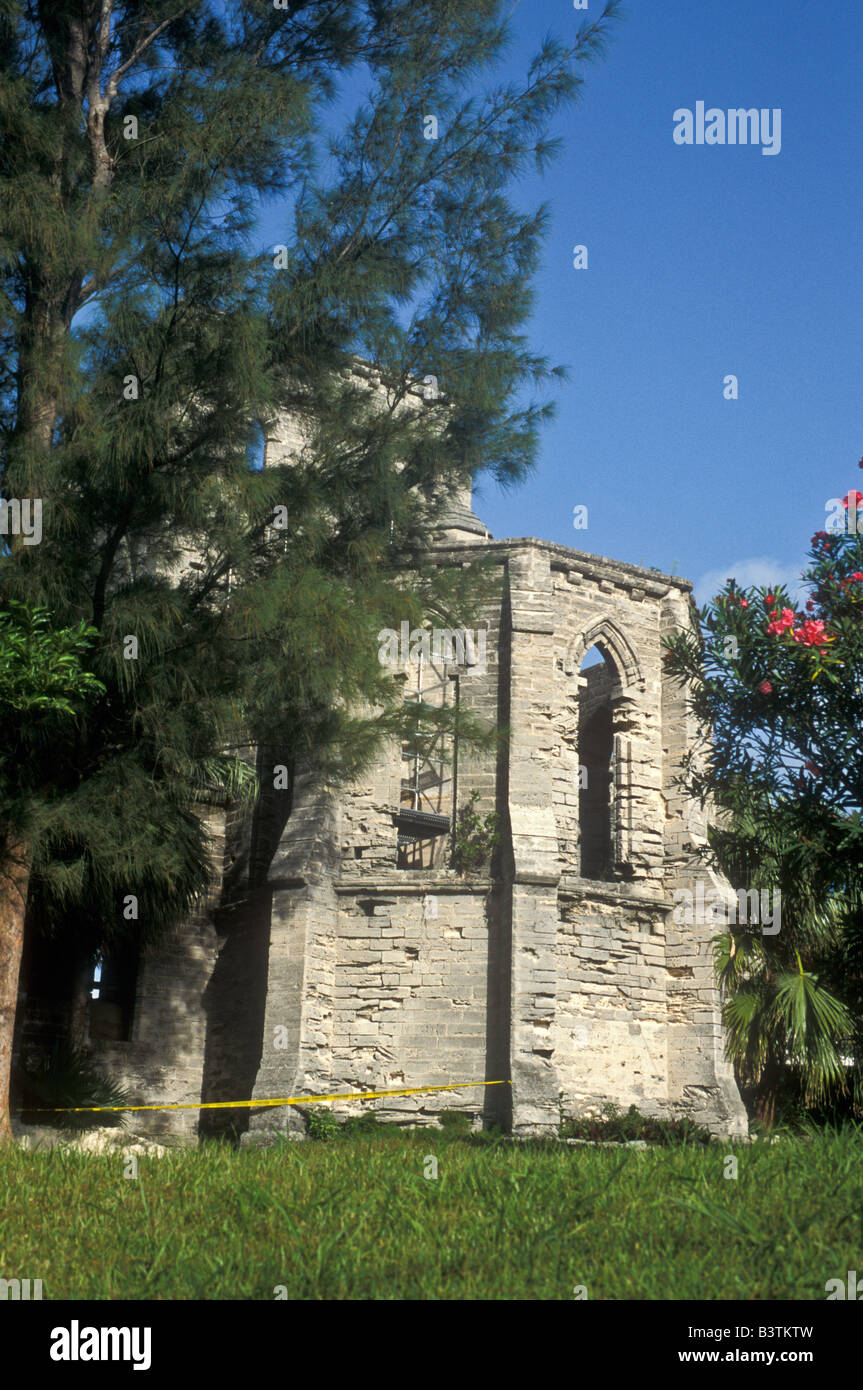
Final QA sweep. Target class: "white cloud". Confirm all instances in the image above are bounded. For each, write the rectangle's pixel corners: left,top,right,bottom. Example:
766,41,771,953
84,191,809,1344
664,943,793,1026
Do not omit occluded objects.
694,556,808,608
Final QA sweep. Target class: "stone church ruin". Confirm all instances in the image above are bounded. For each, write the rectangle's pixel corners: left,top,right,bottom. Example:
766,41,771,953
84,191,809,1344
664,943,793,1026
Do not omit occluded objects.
15,396,748,1142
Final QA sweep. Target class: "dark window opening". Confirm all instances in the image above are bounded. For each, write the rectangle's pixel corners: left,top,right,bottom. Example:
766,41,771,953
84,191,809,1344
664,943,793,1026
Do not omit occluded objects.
87,939,140,1042
578,646,616,880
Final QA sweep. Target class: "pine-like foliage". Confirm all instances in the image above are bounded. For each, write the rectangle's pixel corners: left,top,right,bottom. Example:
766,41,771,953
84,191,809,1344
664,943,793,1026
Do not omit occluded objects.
0,3,620,960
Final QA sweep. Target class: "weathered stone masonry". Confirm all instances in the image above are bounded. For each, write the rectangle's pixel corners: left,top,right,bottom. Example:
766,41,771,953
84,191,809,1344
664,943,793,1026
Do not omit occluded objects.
58,479,747,1141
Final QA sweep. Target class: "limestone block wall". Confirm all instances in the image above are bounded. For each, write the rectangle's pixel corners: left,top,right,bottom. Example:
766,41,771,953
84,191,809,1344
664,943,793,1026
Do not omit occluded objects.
338,730,403,873
553,885,670,1117
323,879,493,1121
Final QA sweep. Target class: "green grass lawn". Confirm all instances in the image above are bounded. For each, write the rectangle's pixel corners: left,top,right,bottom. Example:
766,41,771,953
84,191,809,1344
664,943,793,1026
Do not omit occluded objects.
1,1125,861,1300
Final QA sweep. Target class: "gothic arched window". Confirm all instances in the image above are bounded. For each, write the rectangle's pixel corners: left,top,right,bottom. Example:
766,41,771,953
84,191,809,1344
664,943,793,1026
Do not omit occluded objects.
578,645,616,879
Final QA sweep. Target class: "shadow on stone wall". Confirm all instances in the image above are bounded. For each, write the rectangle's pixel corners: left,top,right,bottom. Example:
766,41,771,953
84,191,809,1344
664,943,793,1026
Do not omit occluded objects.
198,892,271,1141
199,753,297,1140
484,881,512,1130
484,579,513,1131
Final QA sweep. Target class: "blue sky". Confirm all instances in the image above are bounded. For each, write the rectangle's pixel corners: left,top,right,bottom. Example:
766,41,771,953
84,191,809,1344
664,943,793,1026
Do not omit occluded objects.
460,0,863,604
257,0,863,605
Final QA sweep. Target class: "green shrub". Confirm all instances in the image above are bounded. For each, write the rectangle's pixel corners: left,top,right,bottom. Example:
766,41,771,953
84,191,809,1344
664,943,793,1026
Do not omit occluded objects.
305,1108,341,1142
15,1042,130,1131
451,791,499,874
561,1102,713,1147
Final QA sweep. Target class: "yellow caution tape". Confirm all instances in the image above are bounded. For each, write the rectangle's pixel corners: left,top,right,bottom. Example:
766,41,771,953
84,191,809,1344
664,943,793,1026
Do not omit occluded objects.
24,1078,511,1114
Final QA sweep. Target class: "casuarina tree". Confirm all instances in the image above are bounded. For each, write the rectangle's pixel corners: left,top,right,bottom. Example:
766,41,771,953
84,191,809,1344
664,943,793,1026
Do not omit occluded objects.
0,1,622,1138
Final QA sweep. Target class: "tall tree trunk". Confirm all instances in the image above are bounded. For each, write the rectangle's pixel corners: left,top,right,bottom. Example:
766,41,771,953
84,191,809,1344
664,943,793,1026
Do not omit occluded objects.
8,297,66,500
68,957,93,1048
0,833,33,1145
753,1055,782,1131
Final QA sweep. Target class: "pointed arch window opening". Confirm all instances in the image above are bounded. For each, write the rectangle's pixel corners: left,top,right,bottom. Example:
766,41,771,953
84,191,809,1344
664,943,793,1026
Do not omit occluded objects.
577,643,630,882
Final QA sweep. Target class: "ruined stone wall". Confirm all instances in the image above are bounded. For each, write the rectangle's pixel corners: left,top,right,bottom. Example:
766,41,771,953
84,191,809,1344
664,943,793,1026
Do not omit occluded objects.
243,552,507,1133
552,886,669,1118
328,880,493,1118
81,530,747,1142
237,537,746,1139
494,539,745,1135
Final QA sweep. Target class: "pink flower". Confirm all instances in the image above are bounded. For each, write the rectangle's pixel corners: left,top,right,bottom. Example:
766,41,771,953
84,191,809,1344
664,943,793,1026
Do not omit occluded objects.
767,608,796,635
757,681,773,694
739,598,748,609
792,619,833,648
766,593,775,604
